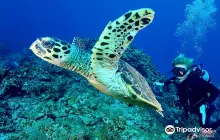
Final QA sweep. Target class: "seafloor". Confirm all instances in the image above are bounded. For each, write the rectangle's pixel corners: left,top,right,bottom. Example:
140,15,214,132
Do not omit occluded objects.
0,39,219,140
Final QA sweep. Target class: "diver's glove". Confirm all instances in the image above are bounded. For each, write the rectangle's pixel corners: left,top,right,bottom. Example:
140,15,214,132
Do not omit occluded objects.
153,82,164,92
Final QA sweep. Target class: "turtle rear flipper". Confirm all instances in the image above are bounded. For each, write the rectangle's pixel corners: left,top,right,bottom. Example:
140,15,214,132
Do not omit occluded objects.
90,8,154,72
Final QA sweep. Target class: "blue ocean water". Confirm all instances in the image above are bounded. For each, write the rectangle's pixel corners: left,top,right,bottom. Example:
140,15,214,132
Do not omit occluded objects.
0,0,219,83
1,1,220,139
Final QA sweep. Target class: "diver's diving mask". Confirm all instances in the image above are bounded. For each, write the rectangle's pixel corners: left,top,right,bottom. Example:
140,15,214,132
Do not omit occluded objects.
172,67,188,77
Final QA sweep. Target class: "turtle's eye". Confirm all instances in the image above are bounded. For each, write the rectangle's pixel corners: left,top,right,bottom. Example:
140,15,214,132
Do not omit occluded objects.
44,41,54,48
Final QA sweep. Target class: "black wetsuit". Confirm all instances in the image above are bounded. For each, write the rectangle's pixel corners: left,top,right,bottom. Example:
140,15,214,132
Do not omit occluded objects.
164,69,220,129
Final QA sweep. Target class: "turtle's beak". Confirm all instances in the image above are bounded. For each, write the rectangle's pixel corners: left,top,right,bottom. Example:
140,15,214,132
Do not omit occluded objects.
30,38,46,58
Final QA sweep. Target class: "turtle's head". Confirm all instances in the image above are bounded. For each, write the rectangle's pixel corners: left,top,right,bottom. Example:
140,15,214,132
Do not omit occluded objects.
30,37,71,65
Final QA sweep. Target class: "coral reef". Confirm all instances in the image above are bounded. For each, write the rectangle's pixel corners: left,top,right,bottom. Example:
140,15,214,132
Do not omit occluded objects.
0,40,219,140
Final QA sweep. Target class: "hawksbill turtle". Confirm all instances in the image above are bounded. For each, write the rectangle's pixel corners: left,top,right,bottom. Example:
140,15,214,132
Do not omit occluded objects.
30,8,163,116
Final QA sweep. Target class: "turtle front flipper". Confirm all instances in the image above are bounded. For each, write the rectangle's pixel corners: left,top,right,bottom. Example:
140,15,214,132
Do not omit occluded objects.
90,8,154,71
90,8,163,116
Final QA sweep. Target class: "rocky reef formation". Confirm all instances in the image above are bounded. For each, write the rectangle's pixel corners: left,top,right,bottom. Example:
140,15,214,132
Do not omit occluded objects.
0,39,219,140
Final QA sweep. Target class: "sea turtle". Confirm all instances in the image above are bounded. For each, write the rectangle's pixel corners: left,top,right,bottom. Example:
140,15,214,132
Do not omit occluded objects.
30,8,163,116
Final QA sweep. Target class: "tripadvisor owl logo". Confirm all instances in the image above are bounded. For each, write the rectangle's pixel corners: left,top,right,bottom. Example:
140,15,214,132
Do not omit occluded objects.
165,125,175,135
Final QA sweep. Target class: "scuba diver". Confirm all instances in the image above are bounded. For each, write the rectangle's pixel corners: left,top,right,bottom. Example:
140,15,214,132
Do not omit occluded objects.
153,54,220,130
